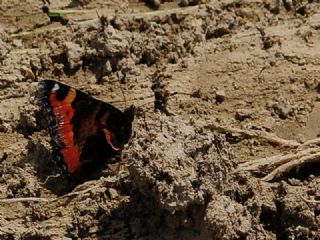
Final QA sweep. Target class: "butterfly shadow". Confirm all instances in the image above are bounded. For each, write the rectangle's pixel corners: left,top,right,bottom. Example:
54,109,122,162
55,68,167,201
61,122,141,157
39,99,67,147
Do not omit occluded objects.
18,139,78,195
19,136,125,196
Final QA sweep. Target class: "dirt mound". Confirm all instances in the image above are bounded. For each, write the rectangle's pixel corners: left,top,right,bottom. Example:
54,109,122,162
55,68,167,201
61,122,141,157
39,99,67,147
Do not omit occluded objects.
130,116,236,211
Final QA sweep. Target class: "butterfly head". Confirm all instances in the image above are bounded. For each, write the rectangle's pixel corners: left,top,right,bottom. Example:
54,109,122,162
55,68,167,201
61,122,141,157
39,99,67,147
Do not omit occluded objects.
102,105,135,151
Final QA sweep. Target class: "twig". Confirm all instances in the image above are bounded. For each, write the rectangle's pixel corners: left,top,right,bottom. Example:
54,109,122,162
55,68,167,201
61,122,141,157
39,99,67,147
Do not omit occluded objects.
300,195,320,204
0,180,102,204
298,137,320,150
0,228,12,234
237,147,319,172
262,151,320,181
49,9,90,16
0,197,52,203
233,131,320,181
205,124,300,148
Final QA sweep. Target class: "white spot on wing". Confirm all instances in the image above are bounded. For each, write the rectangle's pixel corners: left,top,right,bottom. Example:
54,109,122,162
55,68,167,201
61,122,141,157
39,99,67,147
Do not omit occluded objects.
53,83,60,91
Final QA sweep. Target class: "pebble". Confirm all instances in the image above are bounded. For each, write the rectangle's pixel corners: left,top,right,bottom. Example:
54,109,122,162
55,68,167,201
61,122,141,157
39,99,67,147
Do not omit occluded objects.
215,90,225,104
235,109,253,121
0,150,8,163
20,66,35,81
12,39,22,48
64,42,84,69
152,0,161,9
108,188,118,199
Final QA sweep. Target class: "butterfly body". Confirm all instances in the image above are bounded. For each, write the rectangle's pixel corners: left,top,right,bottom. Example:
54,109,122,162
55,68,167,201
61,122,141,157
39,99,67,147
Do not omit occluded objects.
36,80,134,178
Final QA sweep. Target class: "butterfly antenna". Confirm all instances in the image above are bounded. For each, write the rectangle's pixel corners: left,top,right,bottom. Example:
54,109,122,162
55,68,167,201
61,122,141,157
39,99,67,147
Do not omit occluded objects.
96,9,101,18
134,91,198,109
116,72,128,108
96,9,108,31
143,111,149,130
119,82,127,108
107,90,199,109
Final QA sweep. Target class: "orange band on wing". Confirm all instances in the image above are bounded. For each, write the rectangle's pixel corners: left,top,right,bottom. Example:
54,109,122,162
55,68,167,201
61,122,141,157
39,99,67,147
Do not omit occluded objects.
103,129,119,151
49,89,81,173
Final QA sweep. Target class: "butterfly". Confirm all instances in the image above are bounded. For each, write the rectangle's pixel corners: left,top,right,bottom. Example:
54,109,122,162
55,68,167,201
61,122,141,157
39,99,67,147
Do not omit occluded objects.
36,80,135,179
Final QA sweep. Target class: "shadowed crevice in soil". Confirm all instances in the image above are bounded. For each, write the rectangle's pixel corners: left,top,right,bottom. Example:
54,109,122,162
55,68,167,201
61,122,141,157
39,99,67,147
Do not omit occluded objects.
51,52,80,77
280,161,320,181
96,191,209,240
259,201,283,239
150,69,174,114
17,138,127,195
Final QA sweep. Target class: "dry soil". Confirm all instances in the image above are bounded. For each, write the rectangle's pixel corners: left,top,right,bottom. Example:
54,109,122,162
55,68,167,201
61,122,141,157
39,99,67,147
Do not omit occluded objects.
1,0,320,239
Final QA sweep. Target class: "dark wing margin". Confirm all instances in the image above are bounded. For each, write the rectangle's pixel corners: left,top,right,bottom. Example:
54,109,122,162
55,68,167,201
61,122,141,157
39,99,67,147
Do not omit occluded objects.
36,80,68,149
36,80,82,173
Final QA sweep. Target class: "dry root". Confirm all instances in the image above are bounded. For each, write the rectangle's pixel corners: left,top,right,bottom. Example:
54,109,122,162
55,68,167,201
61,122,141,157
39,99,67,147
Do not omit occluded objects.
205,124,301,148
208,124,320,181
237,142,320,181
300,194,320,204
0,177,109,204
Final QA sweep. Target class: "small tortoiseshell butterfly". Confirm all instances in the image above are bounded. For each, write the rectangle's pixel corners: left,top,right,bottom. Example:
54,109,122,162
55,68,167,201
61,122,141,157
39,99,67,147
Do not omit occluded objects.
36,80,135,180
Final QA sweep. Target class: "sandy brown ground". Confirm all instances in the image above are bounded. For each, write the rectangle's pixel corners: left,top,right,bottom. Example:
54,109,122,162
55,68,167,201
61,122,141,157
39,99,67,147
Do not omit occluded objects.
1,0,320,239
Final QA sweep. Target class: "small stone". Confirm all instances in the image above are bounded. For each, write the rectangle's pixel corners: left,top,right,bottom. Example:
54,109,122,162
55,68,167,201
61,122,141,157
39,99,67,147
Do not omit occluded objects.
64,42,84,70
88,76,97,84
276,105,290,119
40,55,53,70
0,150,8,163
108,188,118,199
117,71,125,83
104,60,113,75
235,109,253,121
167,52,179,64
180,59,189,68
215,90,225,104
191,89,201,98
30,58,42,71
0,185,8,198
53,63,64,76
20,66,35,81
206,27,230,40
99,32,129,58
316,82,320,93
12,39,22,48
152,0,161,9
180,0,189,7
